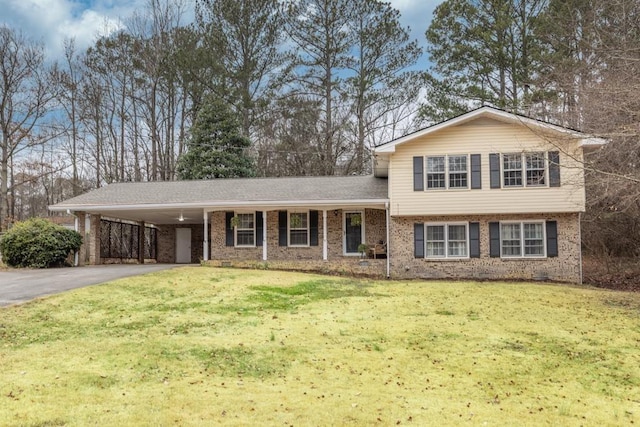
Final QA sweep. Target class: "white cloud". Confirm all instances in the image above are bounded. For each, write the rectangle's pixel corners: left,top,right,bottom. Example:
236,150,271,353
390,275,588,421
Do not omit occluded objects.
0,0,142,59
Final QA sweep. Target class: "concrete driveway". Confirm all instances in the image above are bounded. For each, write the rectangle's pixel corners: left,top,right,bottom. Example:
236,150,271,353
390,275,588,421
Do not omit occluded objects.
0,264,183,307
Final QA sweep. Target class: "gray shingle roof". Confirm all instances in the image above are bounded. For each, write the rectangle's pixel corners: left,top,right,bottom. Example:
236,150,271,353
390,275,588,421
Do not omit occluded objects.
51,175,388,208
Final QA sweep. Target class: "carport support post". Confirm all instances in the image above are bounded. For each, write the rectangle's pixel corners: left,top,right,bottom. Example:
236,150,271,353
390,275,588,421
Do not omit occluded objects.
203,211,209,261
74,211,86,266
322,210,327,261
262,211,267,261
138,221,145,264
89,214,101,265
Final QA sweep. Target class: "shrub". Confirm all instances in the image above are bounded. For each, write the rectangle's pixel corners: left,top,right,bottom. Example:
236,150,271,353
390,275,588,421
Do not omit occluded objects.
0,218,82,268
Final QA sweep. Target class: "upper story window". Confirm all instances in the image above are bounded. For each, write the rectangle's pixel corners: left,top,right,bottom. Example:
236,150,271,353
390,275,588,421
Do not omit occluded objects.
289,211,309,246
426,155,468,190
235,213,255,247
490,151,560,189
502,152,547,188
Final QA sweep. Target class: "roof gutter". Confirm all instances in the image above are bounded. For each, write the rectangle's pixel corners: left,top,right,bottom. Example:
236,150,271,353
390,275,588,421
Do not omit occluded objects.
50,199,391,212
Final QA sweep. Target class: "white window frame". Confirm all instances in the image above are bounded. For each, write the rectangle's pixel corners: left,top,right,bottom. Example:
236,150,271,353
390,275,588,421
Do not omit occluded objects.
288,211,310,247
426,156,446,189
500,221,546,258
426,155,469,190
448,155,468,189
424,222,469,259
502,152,548,188
234,212,255,247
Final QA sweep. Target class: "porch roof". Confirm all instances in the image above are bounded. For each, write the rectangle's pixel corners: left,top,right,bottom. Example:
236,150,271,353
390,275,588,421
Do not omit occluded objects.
50,175,389,225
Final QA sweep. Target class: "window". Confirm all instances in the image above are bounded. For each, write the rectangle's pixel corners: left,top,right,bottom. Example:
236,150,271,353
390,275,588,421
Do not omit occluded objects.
502,153,523,187
235,213,255,246
526,152,546,186
500,222,545,257
426,155,468,189
448,155,468,188
503,152,547,188
289,212,309,246
426,156,445,189
425,223,468,258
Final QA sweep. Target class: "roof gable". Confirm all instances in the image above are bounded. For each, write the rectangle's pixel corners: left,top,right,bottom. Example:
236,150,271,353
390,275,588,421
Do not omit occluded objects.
374,106,607,154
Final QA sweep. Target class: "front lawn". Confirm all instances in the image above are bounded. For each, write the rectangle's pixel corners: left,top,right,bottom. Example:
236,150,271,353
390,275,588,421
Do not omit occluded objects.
1,267,639,426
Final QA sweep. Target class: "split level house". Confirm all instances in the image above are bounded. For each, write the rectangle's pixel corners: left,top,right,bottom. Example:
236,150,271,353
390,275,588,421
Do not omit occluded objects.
50,107,606,283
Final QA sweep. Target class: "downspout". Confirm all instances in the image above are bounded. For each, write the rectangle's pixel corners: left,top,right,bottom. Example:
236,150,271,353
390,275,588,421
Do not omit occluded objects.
203,211,209,261
578,212,583,285
385,202,390,279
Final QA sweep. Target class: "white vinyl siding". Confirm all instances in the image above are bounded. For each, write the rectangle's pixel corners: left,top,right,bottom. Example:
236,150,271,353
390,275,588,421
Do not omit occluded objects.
389,119,586,216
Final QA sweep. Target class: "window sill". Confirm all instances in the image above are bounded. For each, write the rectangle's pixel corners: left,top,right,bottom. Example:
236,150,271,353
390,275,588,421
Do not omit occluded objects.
423,257,470,262
500,256,547,260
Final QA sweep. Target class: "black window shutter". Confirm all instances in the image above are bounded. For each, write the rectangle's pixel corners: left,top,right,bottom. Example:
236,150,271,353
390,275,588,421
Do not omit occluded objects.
548,151,561,187
309,210,319,246
489,153,501,189
489,222,500,257
470,154,482,189
225,211,234,247
256,211,263,246
546,221,558,257
278,211,288,246
413,156,424,191
469,222,480,258
414,223,425,258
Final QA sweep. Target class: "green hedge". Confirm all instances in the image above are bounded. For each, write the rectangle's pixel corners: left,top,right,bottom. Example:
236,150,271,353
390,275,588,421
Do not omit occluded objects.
0,218,82,268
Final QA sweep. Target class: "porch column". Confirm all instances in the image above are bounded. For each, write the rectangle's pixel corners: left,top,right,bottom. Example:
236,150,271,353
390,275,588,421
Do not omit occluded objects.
322,210,328,261
262,210,267,261
74,211,86,266
138,221,145,264
89,214,101,265
203,211,209,261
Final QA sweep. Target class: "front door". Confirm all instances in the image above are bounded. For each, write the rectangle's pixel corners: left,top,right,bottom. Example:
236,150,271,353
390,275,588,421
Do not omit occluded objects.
176,228,192,263
344,211,364,255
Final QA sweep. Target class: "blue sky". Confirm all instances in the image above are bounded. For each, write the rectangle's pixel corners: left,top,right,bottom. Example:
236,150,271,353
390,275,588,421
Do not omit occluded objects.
0,0,442,65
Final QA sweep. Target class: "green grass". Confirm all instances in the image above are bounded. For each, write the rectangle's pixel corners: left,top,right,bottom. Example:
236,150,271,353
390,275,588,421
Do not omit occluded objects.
1,267,640,426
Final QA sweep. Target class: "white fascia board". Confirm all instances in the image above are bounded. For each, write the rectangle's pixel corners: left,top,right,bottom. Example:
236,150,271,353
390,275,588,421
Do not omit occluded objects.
578,137,608,147
50,199,390,213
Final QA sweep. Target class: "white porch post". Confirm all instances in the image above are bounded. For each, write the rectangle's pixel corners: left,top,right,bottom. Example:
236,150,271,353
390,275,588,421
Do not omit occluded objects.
262,211,268,261
203,211,209,261
322,209,328,261
74,215,79,266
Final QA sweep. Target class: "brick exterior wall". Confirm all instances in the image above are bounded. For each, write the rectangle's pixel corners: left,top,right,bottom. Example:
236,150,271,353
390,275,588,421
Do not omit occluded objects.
89,214,101,265
210,209,386,261
156,224,204,263
389,213,581,283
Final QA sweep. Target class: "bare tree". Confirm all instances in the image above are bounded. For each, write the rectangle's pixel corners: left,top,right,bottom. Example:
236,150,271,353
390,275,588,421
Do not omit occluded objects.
0,26,56,230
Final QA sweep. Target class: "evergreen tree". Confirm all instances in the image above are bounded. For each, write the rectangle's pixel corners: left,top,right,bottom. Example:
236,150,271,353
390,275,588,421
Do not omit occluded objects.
176,97,255,179
421,0,546,122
